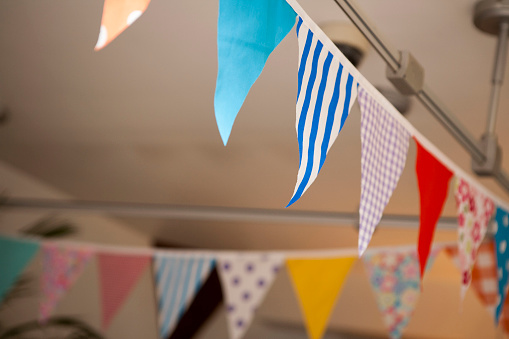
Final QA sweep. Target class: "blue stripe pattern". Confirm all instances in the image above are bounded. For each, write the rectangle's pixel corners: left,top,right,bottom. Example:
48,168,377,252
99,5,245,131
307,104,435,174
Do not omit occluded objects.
154,254,215,338
288,17,358,207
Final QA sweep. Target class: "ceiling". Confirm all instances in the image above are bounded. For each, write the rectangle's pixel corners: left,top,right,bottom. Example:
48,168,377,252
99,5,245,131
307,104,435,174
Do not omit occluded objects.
0,0,508,250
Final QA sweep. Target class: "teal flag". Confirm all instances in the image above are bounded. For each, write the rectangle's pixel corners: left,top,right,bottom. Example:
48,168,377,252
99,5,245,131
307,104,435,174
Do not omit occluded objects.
0,236,40,303
214,0,296,145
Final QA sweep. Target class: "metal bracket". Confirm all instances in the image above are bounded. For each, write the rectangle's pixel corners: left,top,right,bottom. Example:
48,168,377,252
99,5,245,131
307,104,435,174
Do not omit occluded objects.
471,133,502,176
386,50,425,95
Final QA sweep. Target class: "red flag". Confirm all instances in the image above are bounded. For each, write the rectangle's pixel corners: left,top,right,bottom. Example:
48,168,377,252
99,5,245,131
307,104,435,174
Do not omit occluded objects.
415,138,453,279
97,253,150,329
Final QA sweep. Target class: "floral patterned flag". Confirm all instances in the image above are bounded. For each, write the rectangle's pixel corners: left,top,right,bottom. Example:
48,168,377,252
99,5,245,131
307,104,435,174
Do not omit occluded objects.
415,138,453,280
446,242,499,315
39,244,94,322
454,177,495,299
363,249,439,339
217,253,284,339
95,0,151,50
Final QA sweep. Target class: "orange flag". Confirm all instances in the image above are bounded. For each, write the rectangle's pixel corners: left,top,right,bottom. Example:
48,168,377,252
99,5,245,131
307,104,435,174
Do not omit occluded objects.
95,0,151,50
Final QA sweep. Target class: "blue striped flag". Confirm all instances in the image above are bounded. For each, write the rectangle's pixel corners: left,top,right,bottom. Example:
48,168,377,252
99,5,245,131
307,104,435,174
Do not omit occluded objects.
154,253,215,338
287,17,358,207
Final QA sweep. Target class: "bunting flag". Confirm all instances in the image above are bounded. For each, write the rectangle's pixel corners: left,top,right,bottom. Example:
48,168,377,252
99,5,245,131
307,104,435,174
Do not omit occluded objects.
217,253,284,339
494,207,509,323
453,177,495,299
97,252,151,329
415,138,453,279
0,236,40,304
287,17,358,207
363,249,438,339
446,242,498,315
95,0,151,50
39,244,94,322
286,257,356,339
356,87,410,255
500,296,509,335
154,253,215,339
214,0,296,144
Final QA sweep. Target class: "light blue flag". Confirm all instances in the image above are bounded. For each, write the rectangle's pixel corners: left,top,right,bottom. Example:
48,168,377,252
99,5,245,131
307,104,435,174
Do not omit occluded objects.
215,0,296,145
0,236,40,303
494,207,509,323
153,253,215,338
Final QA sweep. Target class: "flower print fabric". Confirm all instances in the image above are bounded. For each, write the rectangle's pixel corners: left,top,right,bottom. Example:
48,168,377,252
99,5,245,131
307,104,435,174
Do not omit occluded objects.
454,177,495,299
40,244,93,322
363,250,438,339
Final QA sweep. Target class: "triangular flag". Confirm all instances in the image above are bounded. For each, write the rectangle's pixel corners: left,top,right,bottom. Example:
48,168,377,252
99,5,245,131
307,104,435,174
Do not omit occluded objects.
494,207,509,323
95,0,151,50
446,242,499,315
414,138,453,279
97,252,150,329
0,236,39,303
499,292,509,334
39,243,94,322
453,177,495,299
357,87,410,255
286,256,355,339
154,252,215,339
217,253,284,339
214,0,296,144
363,249,438,339
287,17,358,207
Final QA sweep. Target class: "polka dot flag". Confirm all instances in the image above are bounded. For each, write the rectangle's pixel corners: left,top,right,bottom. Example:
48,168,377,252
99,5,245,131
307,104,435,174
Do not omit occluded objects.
495,207,509,323
217,253,284,339
95,0,151,50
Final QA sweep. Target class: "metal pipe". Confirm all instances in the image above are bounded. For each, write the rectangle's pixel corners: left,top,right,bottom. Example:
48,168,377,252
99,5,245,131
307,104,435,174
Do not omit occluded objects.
0,197,460,230
331,0,401,72
417,85,486,163
487,21,509,135
330,0,509,193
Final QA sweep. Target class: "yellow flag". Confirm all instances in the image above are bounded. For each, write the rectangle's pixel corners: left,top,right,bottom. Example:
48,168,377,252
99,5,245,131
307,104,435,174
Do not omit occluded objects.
286,257,356,339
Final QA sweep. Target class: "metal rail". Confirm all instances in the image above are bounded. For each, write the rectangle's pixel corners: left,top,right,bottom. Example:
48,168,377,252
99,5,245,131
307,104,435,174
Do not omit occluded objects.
487,21,509,135
332,0,509,191
0,197,460,230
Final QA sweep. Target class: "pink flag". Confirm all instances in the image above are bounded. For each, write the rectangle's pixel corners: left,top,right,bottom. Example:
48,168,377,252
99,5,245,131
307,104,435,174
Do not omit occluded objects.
40,244,93,322
97,252,150,329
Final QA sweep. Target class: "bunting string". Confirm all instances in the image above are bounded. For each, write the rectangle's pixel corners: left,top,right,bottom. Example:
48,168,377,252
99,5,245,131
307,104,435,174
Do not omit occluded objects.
283,0,509,214
5,0,509,336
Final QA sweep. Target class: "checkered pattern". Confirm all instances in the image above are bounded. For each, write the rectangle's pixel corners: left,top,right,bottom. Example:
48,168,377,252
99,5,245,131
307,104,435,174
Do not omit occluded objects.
357,87,410,255
446,242,498,312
